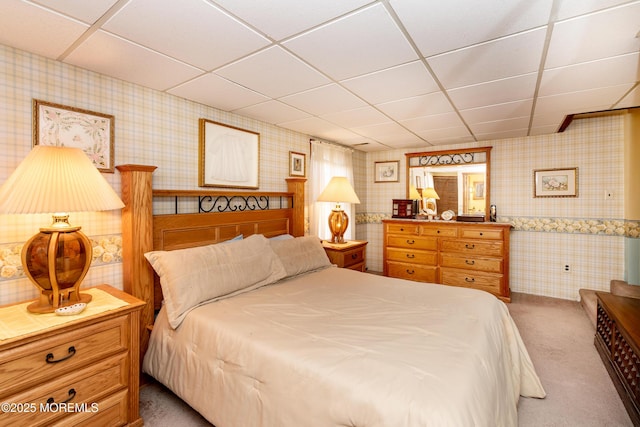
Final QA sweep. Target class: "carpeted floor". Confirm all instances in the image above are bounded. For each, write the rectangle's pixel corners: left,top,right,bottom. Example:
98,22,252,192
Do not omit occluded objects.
139,292,632,426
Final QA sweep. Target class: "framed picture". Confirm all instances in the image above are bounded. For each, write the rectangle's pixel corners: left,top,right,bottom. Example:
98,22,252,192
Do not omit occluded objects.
533,167,578,198
199,118,260,189
289,151,306,177
473,181,485,199
374,161,399,183
33,99,115,172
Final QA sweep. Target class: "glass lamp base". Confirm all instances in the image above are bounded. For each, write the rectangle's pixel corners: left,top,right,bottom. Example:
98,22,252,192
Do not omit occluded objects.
328,209,349,244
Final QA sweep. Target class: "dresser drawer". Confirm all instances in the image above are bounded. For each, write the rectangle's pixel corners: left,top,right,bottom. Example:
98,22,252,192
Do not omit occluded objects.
387,235,437,251
0,353,127,427
55,389,128,427
387,262,437,283
387,248,437,265
385,223,419,235
459,228,504,240
440,253,503,274
441,239,503,257
0,317,128,399
441,268,503,294
420,225,457,237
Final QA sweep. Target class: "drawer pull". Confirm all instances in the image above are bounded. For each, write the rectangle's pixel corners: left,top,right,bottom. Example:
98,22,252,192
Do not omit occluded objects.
406,239,415,244
465,277,475,283
47,388,76,405
479,232,484,236
351,253,358,259
437,230,440,234
406,254,415,259
465,260,475,265
406,269,415,274
46,346,76,364
400,228,405,231
465,244,475,249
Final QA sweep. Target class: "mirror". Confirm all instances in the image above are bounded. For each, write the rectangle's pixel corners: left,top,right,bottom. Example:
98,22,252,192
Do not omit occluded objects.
406,147,492,221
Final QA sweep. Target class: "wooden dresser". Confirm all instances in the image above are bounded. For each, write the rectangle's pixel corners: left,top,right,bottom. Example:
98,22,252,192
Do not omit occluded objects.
595,292,640,425
383,219,511,301
322,240,367,272
0,285,144,427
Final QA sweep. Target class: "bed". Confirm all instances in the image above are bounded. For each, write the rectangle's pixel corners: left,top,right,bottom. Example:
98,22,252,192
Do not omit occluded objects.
117,165,545,427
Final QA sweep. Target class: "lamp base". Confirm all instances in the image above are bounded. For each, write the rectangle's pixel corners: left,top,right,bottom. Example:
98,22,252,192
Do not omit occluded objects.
328,209,349,244
27,292,92,314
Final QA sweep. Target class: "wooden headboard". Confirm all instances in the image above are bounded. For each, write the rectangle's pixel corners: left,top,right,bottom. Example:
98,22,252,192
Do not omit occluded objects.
116,165,306,359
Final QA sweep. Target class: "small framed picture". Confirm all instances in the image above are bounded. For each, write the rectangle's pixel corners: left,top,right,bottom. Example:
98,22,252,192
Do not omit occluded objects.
374,161,399,183
33,99,115,172
289,151,306,177
533,167,578,198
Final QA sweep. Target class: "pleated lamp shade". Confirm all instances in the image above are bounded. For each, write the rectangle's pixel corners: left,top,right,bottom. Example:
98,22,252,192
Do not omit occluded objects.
0,145,125,313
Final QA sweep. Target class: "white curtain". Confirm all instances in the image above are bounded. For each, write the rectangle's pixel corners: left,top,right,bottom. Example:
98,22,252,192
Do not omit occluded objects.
310,140,356,241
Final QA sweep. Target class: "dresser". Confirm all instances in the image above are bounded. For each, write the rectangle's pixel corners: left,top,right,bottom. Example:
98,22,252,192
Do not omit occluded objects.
383,219,511,301
595,292,640,425
322,240,367,272
0,285,144,427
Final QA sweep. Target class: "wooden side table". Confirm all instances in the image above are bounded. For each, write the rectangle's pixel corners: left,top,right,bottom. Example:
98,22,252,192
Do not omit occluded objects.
0,285,144,426
322,240,367,272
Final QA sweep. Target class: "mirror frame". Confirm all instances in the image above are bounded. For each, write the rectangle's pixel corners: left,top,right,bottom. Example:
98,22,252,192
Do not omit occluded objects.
405,146,492,221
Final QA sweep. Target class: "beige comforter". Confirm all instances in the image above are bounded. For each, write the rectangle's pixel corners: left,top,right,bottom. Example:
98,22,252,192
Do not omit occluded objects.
143,267,545,427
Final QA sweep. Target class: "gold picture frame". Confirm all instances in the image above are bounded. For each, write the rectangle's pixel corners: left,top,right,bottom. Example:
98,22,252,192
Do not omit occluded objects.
533,167,578,198
289,151,306,177
374,161,399,183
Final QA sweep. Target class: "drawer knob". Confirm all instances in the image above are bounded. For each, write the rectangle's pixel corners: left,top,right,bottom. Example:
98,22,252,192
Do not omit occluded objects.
46,346,76,364
400,228,404,231
406,269,415,274
465,260,475,265
479,232,484,236
406,239,415,244
465,277,475,283
406,254,415,259
47,388,76,405
437,230,440,233
465,244,475,249
351,253,358,259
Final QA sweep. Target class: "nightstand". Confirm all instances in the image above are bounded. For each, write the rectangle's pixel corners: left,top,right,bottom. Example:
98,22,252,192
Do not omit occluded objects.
0,285,144,426
322,240,368,272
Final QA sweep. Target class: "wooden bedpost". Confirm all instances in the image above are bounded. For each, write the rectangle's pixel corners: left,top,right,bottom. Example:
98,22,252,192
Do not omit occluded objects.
117,164,157,364
286,178,306,237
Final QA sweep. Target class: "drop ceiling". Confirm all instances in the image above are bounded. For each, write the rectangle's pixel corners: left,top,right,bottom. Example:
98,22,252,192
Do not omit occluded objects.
1,0,639,151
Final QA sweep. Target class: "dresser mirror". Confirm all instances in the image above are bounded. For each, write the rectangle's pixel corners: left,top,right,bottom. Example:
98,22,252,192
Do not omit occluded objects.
405,146,492,220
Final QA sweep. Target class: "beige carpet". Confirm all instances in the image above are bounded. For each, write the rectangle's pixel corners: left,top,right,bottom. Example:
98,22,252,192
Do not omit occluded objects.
139,292,632,426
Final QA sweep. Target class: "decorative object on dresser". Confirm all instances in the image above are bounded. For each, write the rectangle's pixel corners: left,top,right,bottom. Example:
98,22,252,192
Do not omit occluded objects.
0,285,144,426
316,176,361,243
595,292,640,425
421,187,440,219
392,199,415,219
0,146,125,313
383,219,511,302
322,240,367,272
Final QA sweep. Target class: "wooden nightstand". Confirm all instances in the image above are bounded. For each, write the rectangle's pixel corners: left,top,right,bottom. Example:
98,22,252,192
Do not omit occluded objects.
322,240,368,272
0,285,144,426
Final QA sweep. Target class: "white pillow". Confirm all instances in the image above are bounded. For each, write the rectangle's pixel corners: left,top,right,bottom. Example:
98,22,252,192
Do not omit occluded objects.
269,235,332,278
145,234,286,328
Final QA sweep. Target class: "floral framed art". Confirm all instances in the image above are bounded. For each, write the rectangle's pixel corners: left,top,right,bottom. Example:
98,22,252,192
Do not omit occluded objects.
374,161,399,183
533,167,578,198
199,118,260,189
33,99,115,172
289,151,306,177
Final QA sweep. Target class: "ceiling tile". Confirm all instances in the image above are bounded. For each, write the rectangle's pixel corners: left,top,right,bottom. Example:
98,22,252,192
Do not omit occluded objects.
341,61,439,105
475,128,528,141
280,84,367,116
210,0,371,40
428,28,547,89
0,0,88,59
32,0,119,23
545,2,640,68
448,74,538,110
278,116,354,140
391,0,553,56
283,3,417,80
468,117,531,134
616,84,640,108
534,85,631,117
65,30,203,91
400,112,466,133
555,0,637,21
233,100,311,124
216,46,330,98
376,92,454,121
414,125,472,143
168,73,269,111
103,0,269,70
321,106,391,128
460,99,534,124
352,122,424,146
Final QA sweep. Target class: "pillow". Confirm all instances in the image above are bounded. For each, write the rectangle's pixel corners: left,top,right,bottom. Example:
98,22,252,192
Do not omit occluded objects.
269,235,332,278
145,234,286,328
269,233,294,240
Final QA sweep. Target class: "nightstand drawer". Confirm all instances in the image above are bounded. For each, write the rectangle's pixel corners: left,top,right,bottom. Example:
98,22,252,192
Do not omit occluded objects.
387,262,437,283
0,353,126,427
0,317,127,399
342,247,365,268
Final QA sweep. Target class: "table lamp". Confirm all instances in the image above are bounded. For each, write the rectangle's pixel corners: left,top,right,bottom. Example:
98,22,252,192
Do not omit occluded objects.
422,187,440,219
0,145,125,313
317,176,360,244
409,185,422,218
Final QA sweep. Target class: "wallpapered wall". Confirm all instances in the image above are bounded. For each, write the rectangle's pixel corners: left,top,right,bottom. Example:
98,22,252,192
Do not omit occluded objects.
0,43,630,305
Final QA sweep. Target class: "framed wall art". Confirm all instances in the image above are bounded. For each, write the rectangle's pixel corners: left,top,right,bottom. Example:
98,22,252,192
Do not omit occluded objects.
533,167,578,198
289,151,306,177
374,161,399,183
33,99,115,172
199,118,260,189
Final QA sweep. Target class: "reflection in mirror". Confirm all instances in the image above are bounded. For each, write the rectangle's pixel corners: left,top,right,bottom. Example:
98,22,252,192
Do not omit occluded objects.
406,147,492,220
